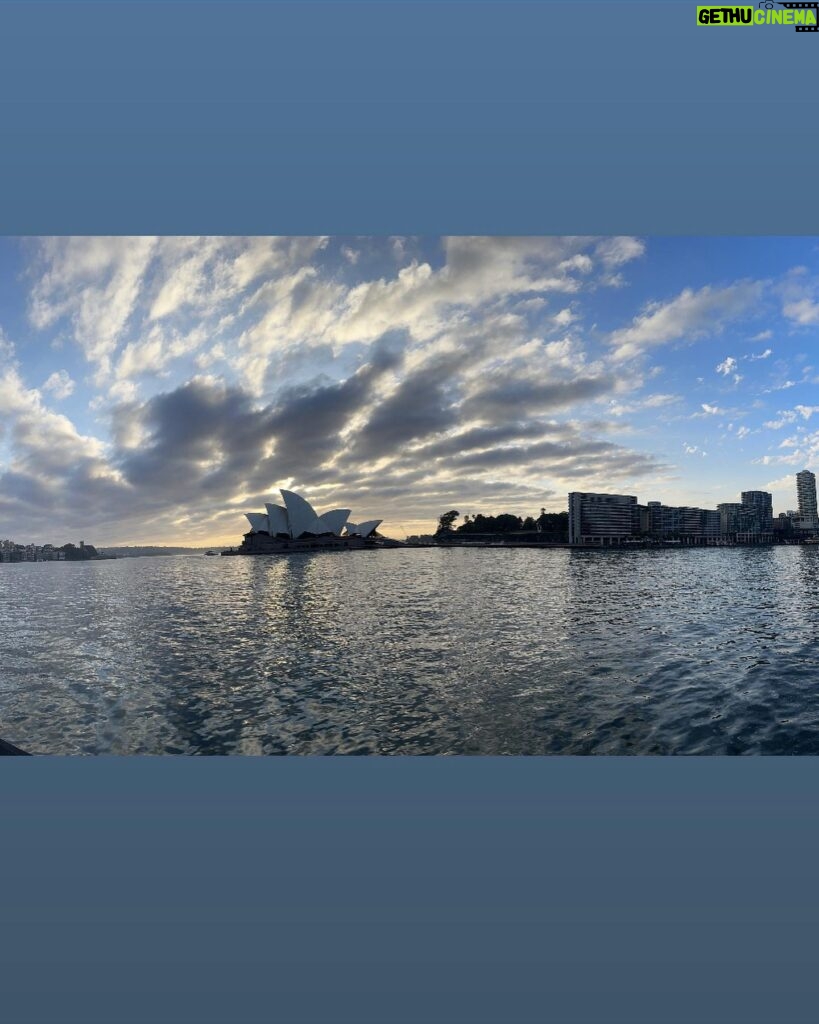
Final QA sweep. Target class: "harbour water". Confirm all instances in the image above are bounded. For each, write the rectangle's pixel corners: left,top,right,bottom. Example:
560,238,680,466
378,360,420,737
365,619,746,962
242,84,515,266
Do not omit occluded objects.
2,546,819,754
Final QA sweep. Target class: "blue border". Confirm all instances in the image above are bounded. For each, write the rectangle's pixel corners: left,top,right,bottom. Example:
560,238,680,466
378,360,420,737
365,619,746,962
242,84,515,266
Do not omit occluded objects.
2,3,819,1022
4,757,819,1023
0,1,816,235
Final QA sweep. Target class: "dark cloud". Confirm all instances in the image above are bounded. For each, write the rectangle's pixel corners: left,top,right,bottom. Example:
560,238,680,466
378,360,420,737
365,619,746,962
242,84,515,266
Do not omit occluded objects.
121,380,268,496
462,373,618,420
351,357,466,461
415,421,560,459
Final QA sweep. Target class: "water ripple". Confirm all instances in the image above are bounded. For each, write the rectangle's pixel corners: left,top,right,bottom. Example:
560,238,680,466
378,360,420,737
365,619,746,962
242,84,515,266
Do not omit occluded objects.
2,547,819,753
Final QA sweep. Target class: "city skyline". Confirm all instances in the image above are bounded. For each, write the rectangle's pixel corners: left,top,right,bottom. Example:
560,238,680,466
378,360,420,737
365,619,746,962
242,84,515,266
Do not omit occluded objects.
1,236,819,544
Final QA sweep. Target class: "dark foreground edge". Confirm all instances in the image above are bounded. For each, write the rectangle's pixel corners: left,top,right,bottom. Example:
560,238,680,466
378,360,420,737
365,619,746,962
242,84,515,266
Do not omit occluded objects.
0,737,31,756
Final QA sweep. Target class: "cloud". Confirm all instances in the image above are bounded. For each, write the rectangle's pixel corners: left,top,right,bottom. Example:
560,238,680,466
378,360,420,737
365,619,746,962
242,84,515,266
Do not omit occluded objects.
716,357,738,376
783,298,819,326
683,443,707,457
330,236,644,351
0,367,124,536
24,237,331,388
763,406,819,431
0,328,14,365
779,268,819,327
609,280,765,361
27,236,158,379
461,372,618,422
607,393,680,417
42,369,76,400
594,237,646,268
749,348,772,361
700,403,724,415
764,411,798,429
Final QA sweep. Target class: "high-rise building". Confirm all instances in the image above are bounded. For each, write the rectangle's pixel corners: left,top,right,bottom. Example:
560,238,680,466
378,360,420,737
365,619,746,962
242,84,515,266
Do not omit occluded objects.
796,470,818,526
568,492,637,545
741,491,773,534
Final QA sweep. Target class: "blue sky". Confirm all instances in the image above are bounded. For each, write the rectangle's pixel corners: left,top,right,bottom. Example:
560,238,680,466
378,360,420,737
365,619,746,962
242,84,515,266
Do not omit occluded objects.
1,236,818,545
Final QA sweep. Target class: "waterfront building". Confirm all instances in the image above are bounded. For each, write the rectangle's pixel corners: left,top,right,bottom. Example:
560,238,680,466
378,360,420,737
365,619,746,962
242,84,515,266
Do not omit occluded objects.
568,492,637,545
796,470,818,528
644,500,678,538
718,501,760,541
740,490,774,534
639,501,720,543
568,489,780,547
237,489,383,554
702,509,721,540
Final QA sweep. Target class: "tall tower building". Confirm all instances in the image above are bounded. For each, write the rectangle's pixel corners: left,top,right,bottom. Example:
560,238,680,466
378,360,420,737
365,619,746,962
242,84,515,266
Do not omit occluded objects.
796,470,818,525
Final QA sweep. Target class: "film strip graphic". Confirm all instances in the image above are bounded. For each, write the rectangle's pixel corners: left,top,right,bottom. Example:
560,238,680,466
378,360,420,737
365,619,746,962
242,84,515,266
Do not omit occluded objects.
763,1,819,31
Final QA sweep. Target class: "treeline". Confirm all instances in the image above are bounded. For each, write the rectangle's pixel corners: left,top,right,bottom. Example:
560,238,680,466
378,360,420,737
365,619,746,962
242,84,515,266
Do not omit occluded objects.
436,509,569,541
62,543,99,560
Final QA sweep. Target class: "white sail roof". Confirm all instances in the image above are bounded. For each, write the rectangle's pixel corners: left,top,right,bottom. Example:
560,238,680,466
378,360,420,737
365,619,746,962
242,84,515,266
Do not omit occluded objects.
318,509,351,536
280,489,324,538
245,512,270,534
346,519,382,538
265,503,289,536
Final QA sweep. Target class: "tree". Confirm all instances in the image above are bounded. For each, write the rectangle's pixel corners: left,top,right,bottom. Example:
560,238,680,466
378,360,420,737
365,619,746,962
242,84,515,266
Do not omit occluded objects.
436,510,460,535
494,514,522,533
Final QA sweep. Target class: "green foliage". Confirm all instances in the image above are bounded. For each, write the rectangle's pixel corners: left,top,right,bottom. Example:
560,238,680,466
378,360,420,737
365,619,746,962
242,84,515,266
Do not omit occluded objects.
436,510,460,534
60,543,99,561
443,509,569,540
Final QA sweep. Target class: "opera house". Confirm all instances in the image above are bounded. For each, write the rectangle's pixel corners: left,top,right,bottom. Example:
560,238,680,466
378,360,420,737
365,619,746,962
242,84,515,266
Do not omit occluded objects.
233,489,383,554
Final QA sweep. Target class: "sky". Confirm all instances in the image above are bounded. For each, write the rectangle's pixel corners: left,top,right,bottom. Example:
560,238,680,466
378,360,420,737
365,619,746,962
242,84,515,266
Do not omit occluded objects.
1,235,818,545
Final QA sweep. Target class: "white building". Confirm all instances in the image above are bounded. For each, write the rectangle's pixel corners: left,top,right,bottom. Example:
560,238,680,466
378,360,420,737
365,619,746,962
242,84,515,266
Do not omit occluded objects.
244,489,382,541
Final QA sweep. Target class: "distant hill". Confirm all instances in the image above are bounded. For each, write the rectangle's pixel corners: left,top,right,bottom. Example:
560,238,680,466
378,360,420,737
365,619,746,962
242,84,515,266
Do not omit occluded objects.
98,546,214,558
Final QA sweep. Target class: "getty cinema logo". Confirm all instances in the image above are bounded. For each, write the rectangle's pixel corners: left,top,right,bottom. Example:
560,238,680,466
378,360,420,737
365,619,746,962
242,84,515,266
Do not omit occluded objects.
697,2,818,30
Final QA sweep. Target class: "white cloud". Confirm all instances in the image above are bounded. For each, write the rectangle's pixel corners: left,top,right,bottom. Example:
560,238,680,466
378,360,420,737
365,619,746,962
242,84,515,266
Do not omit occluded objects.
28,236,158,379
0,367,110,470
594,237,645,268
552,307,576,327
783,298,819,326
780,268,819,326
764,411,798,429
0,327,14,365
608,393,680,417
716,356,738,376
609,280,765,361
24,237,332,390
749,348,772,361
683,443,707,457
42,369,76,400
700,403,724,415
